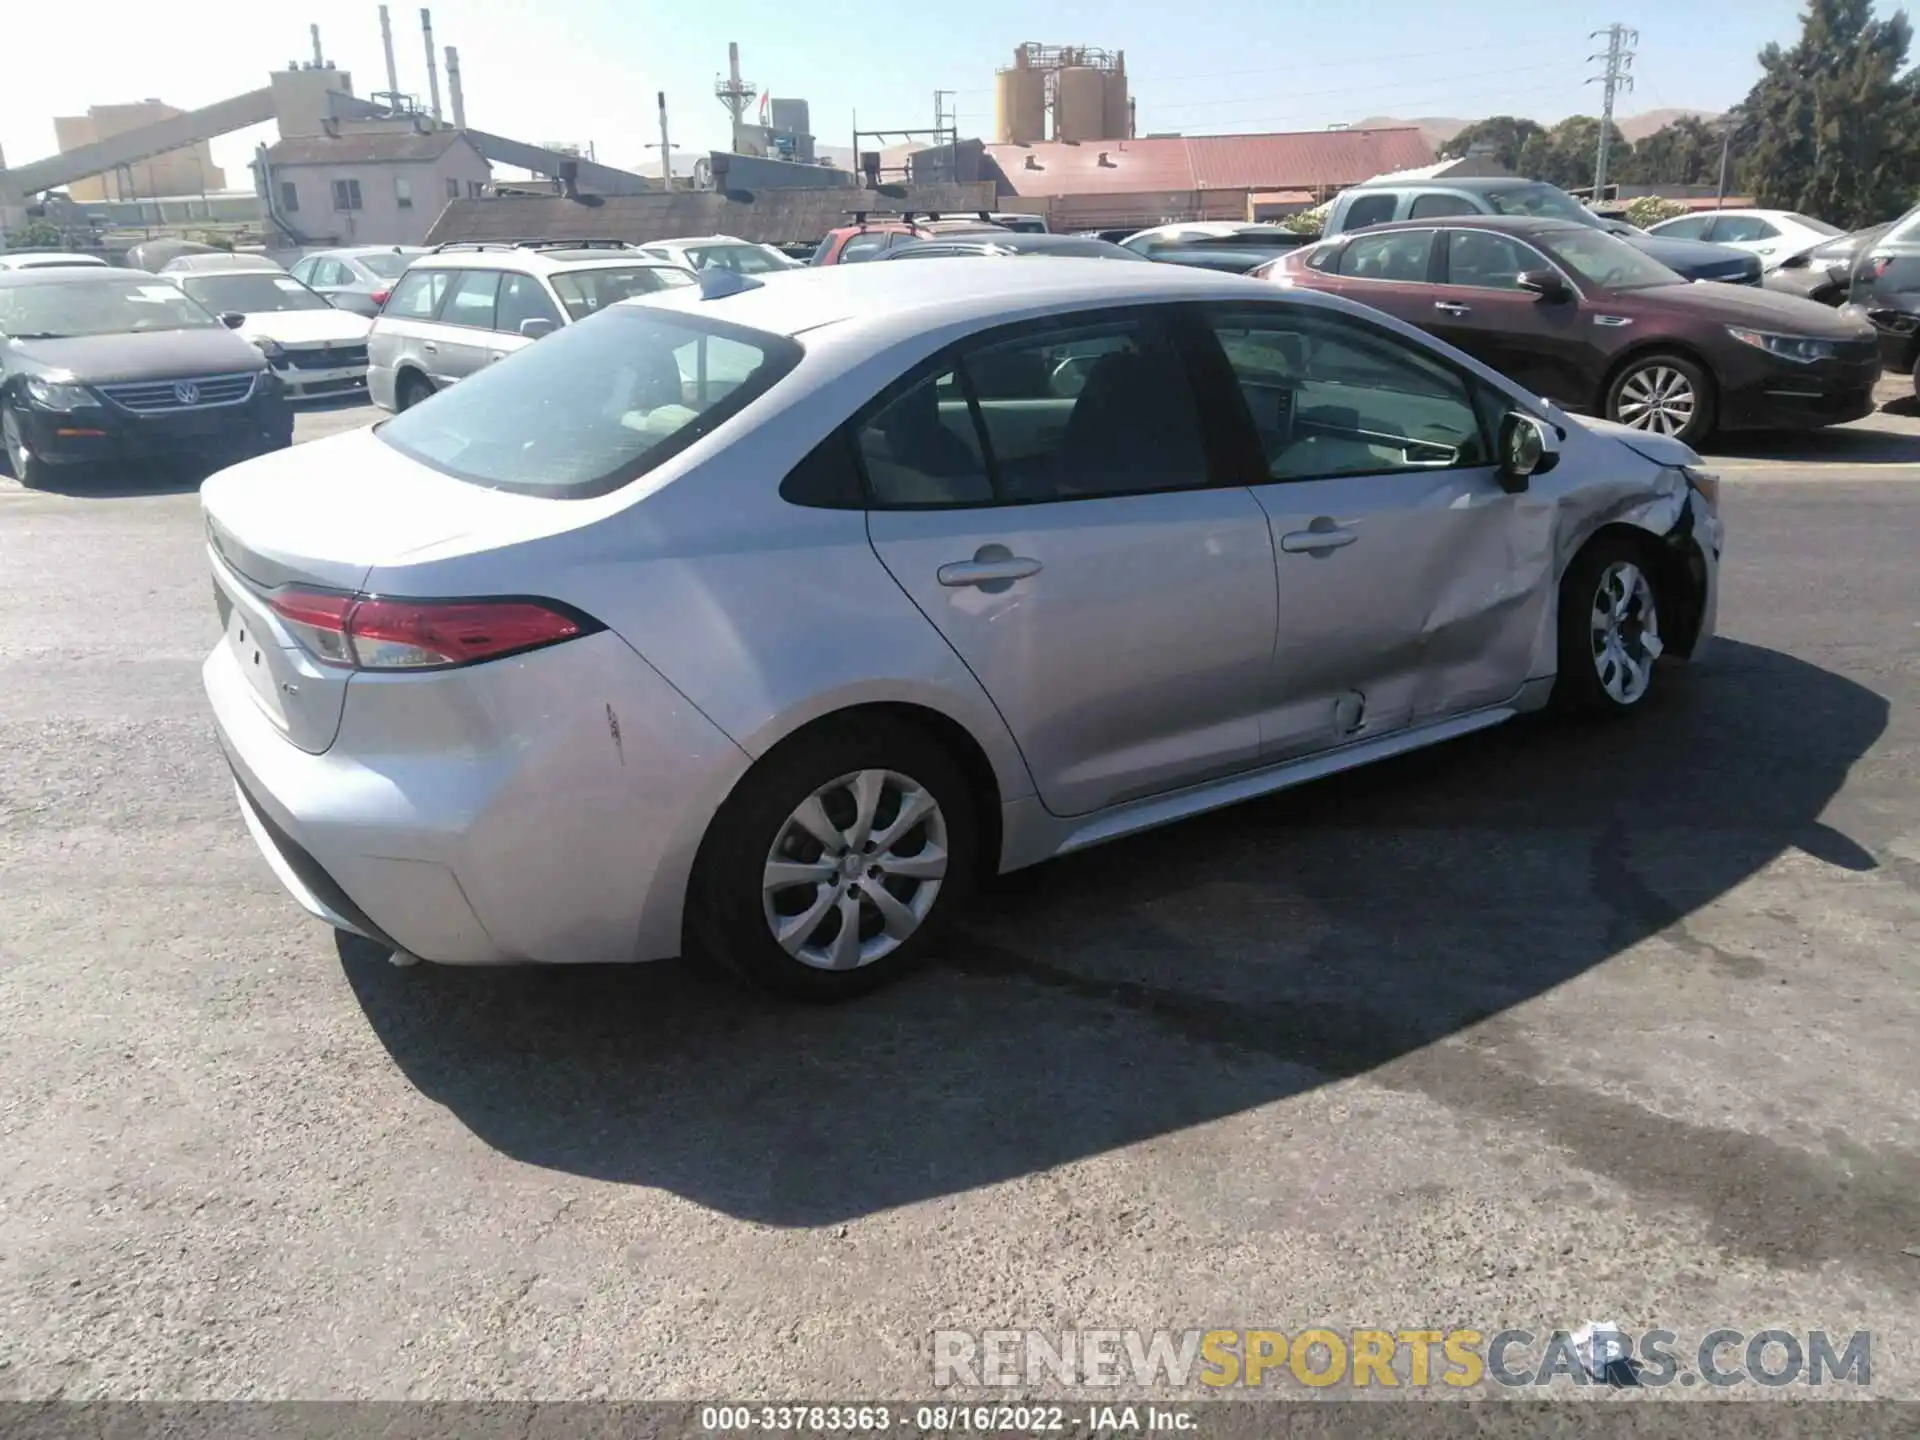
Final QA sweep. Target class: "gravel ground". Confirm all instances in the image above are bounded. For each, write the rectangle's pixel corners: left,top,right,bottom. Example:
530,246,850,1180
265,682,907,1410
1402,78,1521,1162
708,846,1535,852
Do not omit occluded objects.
0,393,1916,1403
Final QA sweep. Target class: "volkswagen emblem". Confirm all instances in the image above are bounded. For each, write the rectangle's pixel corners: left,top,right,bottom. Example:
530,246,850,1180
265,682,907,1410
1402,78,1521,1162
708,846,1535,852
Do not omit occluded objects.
173,381,200,405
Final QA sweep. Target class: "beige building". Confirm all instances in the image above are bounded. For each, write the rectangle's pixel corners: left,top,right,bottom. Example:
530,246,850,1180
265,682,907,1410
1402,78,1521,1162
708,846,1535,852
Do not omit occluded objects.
260,124,492,247
53,101,227,201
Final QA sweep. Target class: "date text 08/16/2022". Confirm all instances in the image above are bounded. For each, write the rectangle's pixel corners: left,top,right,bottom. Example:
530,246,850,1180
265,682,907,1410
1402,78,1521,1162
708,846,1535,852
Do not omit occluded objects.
699,1404,1195,1432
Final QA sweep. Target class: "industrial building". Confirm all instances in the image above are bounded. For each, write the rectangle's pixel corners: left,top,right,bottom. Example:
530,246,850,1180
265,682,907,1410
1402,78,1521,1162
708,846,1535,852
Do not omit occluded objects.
994,44,1131,145
261,125,493,247
53,103,227,202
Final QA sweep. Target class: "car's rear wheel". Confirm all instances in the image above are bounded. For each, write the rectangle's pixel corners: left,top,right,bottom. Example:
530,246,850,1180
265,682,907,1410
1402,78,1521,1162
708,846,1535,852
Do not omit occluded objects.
2,409,51,489
689,717,977,1002
395,371,434,411
1552,533,1668,715
1907,349,1920,400
1605,352,1715,445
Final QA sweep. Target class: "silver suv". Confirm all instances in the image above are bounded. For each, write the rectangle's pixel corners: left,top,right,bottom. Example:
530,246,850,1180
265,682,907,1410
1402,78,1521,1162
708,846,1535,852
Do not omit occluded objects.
367,240,696,410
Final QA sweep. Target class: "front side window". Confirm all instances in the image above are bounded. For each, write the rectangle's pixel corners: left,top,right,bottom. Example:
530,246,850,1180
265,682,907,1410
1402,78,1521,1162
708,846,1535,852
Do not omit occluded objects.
493,272,564,334
1443,231,1549,290
857,315,1211,508
377,308,800,498
1205,308,1488,483
0,278,219,339
331,178,362,212
837,235,889,264
180,273,333,314
439,269,501,328
548,265,695,320
1336,230,1434,282
383,267,451,319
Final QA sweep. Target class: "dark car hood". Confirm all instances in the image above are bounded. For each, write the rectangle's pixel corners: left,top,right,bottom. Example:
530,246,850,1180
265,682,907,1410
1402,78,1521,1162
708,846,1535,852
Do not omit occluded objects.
4,328,267,383
1622,233,1759,281
1626,279,1879,338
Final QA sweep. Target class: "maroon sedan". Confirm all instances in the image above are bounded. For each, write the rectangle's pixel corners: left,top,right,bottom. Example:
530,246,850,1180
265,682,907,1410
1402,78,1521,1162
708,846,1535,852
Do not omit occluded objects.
1258,216,1879,445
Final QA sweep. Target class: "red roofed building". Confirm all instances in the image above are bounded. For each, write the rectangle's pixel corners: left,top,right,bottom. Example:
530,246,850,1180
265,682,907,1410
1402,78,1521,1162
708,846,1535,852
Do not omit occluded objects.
971,126,1434,232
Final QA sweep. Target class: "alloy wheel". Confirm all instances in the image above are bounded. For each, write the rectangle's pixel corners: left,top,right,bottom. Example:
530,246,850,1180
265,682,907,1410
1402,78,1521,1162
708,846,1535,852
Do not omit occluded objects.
1590,560,1662,706
1615,365,1697,436
2,412,26,477
761,768,949,971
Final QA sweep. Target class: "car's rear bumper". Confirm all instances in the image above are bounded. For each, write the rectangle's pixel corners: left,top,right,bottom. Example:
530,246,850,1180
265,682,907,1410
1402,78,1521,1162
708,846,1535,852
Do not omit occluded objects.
204,628,753,965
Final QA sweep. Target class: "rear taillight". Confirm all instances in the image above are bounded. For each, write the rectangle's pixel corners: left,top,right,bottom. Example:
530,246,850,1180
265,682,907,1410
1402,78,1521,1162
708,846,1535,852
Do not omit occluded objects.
370,288,391,307
268,590,598,670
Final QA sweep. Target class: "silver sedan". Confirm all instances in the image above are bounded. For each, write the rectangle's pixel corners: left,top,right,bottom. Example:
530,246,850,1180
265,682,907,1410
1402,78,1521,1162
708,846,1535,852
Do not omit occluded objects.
201,259,1723,1000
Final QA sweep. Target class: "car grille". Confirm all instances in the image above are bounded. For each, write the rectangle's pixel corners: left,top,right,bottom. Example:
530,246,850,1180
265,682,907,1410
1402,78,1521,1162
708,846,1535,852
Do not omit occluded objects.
98,372,258,412
285,344,368,370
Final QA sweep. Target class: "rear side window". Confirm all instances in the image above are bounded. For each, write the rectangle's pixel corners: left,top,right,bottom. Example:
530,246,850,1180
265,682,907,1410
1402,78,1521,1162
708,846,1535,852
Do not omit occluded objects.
838,235,889,264
383,267,451,319
494,273,563,334
1342,193,1399,230
440,270,501,327
1337,231,1434,282
1711,216,1778,243
1408,192,1481,219
1650,215,1712,240
376,308,801,499
549,265,695,321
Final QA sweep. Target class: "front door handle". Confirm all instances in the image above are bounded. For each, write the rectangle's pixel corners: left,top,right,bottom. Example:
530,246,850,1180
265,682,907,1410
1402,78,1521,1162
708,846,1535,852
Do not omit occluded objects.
1280,526,1359,554
422,341,439,353
938,546,1043,589
1433,301,1471,316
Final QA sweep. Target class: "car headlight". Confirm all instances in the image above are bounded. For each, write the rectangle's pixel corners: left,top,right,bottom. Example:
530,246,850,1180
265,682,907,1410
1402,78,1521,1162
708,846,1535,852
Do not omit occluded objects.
1725,327,1836,363
253,337,287,363
22,377,98,411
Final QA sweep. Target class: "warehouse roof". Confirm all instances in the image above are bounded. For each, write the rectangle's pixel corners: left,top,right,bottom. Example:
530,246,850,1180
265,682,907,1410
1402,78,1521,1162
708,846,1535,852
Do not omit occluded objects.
983,127,1435,199
264,129,475,166
423,183,1000,246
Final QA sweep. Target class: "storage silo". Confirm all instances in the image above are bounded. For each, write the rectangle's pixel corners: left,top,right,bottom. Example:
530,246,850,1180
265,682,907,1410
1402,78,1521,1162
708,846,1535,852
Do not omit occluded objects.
1103,56,1129,140
994,62,1046,144
1055,65,1107,142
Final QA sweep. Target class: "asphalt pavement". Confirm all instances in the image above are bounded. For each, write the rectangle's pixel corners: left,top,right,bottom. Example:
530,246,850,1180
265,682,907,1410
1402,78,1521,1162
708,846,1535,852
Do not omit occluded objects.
1,393,1917,1401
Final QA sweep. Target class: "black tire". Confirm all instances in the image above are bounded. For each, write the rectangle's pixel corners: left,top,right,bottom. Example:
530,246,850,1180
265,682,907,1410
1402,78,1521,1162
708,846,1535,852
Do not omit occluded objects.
395,371,434,411
2,408,51,489
1551,532,1669,716
1908,348,1920,401
687,716,978,1002
1604,351,1716,446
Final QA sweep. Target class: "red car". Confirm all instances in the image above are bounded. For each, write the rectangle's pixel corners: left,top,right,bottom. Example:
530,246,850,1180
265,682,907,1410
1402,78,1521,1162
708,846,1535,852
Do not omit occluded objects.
1256,215,1878,445
810,211,1011,265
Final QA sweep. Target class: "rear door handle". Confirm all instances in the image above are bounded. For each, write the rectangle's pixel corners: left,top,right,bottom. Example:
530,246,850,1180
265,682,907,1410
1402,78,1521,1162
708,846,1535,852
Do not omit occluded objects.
1433,301,1471,316
422,341,438,353
1280,526,1359,554
938,554,1043,588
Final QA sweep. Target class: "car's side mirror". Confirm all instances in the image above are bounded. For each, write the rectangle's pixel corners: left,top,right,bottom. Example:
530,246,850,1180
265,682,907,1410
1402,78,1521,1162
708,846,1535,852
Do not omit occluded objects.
1515,269,1572,302
218,311,247,329
519,318,558,340
1497,411,1558,492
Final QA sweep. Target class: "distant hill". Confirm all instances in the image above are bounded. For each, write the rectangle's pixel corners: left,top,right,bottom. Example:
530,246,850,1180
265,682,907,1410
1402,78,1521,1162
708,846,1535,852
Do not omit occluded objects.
1355,110,1719,152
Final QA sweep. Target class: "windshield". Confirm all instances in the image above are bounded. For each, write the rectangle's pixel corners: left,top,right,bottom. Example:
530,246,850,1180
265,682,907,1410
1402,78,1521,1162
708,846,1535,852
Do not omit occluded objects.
549,265,695,321
0,277,219,339
376,306,801,498
685,243,789,274
1484,184,1601,226
1542,229,1684,290
357,252,415,279
181,273,332,314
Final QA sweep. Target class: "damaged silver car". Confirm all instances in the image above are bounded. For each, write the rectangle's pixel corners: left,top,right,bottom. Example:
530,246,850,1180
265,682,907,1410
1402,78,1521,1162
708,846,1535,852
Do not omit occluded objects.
200,259,1723,1000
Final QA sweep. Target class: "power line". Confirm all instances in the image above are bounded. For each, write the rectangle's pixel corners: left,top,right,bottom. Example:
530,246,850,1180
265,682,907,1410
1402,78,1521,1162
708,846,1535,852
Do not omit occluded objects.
1587,22,1638,194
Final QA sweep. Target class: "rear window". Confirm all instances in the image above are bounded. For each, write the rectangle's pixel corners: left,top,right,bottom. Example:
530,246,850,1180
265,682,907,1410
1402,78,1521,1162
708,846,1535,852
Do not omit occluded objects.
376,306,801,498
549,265,695,320
358,252,415,279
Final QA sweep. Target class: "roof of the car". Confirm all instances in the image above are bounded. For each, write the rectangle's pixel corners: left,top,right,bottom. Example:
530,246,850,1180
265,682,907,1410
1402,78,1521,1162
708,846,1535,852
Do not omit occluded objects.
0,264,154,287
1350,176,1556,192
890,233,1138,257
328,245,430,258
410,246,682,272
1337,214,1587,237
630,254,1283,342
647,235,753,247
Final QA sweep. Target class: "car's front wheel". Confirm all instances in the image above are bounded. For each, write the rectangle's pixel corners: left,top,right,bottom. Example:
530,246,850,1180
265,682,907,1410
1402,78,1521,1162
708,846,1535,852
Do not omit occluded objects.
1552,534,1668,715
1605,352,1715,445
689,716,977,1001
2,409,51,489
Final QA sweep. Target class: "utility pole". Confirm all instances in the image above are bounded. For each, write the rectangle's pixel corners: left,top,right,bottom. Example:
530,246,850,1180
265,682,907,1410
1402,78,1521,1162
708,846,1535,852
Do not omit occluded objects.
933,90,956,183
1586,23,1637,201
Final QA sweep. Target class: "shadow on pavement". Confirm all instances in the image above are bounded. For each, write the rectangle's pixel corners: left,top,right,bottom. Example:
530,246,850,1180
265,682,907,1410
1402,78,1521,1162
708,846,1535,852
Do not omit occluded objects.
343,639,1887,1228
1711,415,1920,462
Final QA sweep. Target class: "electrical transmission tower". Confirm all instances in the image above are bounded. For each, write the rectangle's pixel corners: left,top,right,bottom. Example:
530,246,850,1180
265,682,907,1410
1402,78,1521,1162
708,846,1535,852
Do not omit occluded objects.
1587,23,1638,198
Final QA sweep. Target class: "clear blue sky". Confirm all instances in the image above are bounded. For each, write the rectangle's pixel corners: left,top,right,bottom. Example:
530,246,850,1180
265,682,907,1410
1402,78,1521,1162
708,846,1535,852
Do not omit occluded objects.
2,0,1816,183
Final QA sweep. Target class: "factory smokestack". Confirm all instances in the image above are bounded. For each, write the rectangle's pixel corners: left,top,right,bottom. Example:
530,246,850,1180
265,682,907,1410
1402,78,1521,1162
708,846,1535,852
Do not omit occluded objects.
310,24,323,66
446,47,466,129
657,91,672,185
378,5,400,104
421,8,443,124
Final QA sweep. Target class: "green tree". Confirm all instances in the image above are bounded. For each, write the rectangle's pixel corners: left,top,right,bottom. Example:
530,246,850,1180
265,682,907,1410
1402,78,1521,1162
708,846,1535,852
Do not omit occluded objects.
1513,116,1632,189
1439,115,1546,170
4,219,66,249
1615,115,1725,185
1738,0,1920,227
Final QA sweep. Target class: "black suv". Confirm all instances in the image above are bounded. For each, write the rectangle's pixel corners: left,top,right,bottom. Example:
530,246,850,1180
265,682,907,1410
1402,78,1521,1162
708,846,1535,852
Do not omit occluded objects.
0,267,290,487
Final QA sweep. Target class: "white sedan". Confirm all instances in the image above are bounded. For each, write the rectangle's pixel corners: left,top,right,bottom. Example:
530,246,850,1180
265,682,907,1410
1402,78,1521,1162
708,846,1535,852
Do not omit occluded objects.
167,267,373,400
1644,208,1843,270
